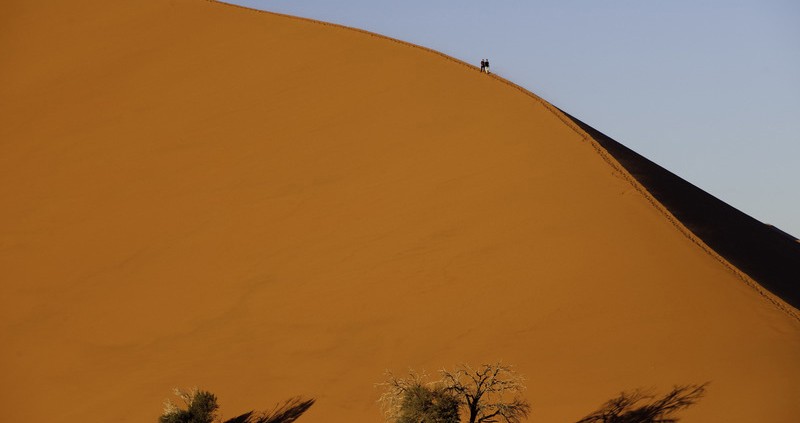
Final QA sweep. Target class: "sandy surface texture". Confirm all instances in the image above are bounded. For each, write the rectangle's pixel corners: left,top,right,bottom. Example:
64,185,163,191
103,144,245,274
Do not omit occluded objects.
2,1,798,422
561,110,800,311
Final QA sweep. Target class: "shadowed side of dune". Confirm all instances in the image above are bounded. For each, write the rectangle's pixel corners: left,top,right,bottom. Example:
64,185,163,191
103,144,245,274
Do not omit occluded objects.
559,110,800,308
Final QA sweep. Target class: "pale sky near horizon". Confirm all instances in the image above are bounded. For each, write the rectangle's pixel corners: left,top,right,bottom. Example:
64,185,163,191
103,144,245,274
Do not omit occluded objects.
226,0,800,237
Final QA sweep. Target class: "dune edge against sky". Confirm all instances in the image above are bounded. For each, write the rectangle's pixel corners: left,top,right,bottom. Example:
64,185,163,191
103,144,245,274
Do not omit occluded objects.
210,0,800,322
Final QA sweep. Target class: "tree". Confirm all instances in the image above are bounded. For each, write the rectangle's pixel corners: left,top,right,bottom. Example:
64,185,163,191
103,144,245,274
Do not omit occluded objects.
440,363,530,423
575,383,708,423
398,384,462,423
379,371,461,423
159,388,315,423
160,388,219,423
379,363,530,423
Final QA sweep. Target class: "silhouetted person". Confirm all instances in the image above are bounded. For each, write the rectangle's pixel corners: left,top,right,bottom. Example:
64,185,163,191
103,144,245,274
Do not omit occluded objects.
480,59,486,73
484,59,490,74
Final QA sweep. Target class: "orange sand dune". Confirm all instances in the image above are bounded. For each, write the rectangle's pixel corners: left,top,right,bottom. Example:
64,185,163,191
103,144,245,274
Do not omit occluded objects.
1,1,798,422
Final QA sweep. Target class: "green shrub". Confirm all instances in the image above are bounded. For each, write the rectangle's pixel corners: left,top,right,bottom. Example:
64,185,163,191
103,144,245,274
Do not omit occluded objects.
397,384,460,423
159,388,218,423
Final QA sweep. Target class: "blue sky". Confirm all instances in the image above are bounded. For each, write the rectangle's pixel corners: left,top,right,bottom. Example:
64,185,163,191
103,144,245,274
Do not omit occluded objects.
226,0,799,237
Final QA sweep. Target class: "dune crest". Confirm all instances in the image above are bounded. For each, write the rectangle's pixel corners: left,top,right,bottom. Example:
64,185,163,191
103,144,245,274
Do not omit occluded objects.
1,1,798,422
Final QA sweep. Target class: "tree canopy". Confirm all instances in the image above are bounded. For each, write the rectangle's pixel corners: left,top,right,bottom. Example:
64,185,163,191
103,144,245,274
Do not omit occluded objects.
379,363,530,423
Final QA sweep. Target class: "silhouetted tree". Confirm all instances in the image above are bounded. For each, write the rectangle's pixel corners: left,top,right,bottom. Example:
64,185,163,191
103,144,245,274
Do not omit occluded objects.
159,388,314,423
440,363,530,423
575,383,708,423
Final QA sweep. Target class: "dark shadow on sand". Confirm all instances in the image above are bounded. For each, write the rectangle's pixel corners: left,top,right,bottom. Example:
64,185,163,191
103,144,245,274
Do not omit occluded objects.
575,383,707,423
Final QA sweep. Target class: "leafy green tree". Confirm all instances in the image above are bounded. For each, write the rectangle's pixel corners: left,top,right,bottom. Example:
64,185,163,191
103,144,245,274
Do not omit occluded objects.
379,371,460,423
160,388,218,423
397,384,461,423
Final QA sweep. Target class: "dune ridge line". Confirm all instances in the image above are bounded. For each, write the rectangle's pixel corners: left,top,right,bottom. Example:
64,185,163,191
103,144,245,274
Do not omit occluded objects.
207,0,799,322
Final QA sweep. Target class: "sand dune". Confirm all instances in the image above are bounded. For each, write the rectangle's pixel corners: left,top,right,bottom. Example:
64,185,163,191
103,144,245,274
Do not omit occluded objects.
562,110,800,310
1,1,798,422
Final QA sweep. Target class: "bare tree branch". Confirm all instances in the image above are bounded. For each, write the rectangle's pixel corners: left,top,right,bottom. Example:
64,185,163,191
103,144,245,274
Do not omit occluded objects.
440,363,531,423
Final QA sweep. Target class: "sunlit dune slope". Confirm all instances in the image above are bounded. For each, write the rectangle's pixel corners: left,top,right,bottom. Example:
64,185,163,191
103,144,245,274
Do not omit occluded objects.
561,111,800,309
1,1,798,422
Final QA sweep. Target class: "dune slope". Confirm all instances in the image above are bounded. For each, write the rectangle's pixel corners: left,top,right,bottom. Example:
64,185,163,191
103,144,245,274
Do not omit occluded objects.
1,1,799,422
560,110,800,309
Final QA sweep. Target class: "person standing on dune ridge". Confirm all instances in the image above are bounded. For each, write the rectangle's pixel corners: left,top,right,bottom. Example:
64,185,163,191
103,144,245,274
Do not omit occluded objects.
480,59,486,73
484,58,490,74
